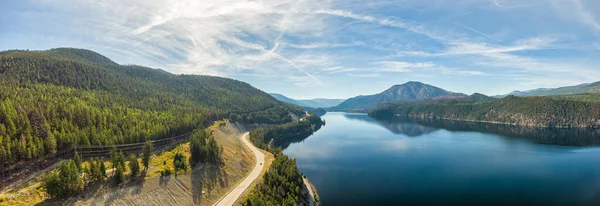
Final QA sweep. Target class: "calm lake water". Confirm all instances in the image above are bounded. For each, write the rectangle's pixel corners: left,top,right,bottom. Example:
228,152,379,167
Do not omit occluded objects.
280,112,600,206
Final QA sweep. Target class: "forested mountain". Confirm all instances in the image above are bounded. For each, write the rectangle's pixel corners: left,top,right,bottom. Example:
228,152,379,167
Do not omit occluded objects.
369,95,600,128
269,93,345,108
332,81,466,110
0,48,303,165
496,81,600,97
309,98,346,108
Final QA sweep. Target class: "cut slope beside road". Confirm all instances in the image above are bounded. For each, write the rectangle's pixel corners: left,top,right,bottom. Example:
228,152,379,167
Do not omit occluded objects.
214,132,264,206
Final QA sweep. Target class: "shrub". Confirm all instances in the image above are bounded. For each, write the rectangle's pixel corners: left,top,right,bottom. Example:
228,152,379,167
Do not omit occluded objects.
173,152,187,175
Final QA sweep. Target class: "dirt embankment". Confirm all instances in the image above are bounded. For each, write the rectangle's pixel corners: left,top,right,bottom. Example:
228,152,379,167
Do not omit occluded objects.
67,121,255,206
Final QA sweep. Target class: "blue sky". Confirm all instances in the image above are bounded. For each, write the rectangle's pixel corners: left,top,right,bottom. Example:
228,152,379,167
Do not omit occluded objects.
1,0,599,99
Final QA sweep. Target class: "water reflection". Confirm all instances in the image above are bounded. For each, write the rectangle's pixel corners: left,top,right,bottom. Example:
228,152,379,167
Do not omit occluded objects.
343,113,439,137
384,117,600,147
274,132,315,150
277,113,600,149
282,112,600,206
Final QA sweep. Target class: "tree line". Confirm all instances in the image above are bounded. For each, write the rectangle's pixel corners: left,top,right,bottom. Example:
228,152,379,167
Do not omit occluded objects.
369,95,600,128
249,114,324,150
243,114,324,205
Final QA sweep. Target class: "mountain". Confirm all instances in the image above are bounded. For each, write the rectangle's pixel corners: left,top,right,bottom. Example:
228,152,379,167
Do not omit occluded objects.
269,93,345,108
496,81,600,97
270,93,301,105
332,81,466,110
0,48,302,165
309,98,346,108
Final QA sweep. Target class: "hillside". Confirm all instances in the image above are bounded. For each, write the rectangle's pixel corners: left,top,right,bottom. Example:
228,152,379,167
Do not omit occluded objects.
0,48,303,166
332,81,465,110
0,121,258,206
497,81,600,97
369,95,600,128
269,93,344,108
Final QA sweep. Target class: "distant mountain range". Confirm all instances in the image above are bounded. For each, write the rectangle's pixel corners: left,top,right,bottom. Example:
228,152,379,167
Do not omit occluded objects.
496,81,600,97
269,93,345,108
331,81,466,110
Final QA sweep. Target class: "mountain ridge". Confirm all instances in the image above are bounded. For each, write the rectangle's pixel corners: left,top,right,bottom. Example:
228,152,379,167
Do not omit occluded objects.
496,81,600,97
332,81,466,110
269,93,345,108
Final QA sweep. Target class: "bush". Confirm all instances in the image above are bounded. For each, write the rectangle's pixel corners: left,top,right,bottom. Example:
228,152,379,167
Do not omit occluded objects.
173,152,187,175
160,168,171,176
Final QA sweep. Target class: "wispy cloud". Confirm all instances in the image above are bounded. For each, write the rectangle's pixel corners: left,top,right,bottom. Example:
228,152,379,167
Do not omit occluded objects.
491,0,504,8
454,22,502,42
573,0,600,37
374,61,436,73
3,0,599,97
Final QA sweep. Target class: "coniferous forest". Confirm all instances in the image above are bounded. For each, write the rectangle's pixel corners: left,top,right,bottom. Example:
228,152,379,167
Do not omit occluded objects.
0,48,303,165
244,114,324,205
369,95,600,128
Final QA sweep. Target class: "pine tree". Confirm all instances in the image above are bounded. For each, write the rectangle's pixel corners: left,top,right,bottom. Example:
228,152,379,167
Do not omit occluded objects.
74,152,82,171
114,164,125,184
142,140,153,171
128,154,140,177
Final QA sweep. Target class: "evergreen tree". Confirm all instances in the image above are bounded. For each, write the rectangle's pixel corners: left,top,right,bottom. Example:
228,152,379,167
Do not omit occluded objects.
74,152,82,171
142,140,153,171
43,160,84,198
99,160,107,178
128,154,140,177
114,164,125,184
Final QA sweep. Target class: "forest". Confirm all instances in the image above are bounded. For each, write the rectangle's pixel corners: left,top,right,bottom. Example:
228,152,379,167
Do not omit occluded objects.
249,114,324,150
244,114,324,205
0,48,302,165
369,95,600,128
243,149,304,206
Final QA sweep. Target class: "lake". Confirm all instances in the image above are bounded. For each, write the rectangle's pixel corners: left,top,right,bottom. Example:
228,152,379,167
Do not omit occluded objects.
280,112,600,206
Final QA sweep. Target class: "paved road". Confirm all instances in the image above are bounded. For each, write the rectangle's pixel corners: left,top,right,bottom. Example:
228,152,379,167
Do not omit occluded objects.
214,132,265,206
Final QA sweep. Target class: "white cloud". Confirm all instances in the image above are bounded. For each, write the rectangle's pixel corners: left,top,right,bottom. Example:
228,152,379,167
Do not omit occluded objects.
5,0,599,97
285,42,365,49
374,61,436,73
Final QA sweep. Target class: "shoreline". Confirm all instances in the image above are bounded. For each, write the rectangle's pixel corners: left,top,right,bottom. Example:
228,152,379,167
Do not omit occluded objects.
302,176,320,206
371,114,600,129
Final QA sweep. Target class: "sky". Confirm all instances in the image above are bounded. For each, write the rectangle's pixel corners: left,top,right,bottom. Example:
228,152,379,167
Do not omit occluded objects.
1,0,599,99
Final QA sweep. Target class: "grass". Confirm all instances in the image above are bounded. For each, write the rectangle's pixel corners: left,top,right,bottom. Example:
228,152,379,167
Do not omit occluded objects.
0,169,50,206
146,143,191,177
